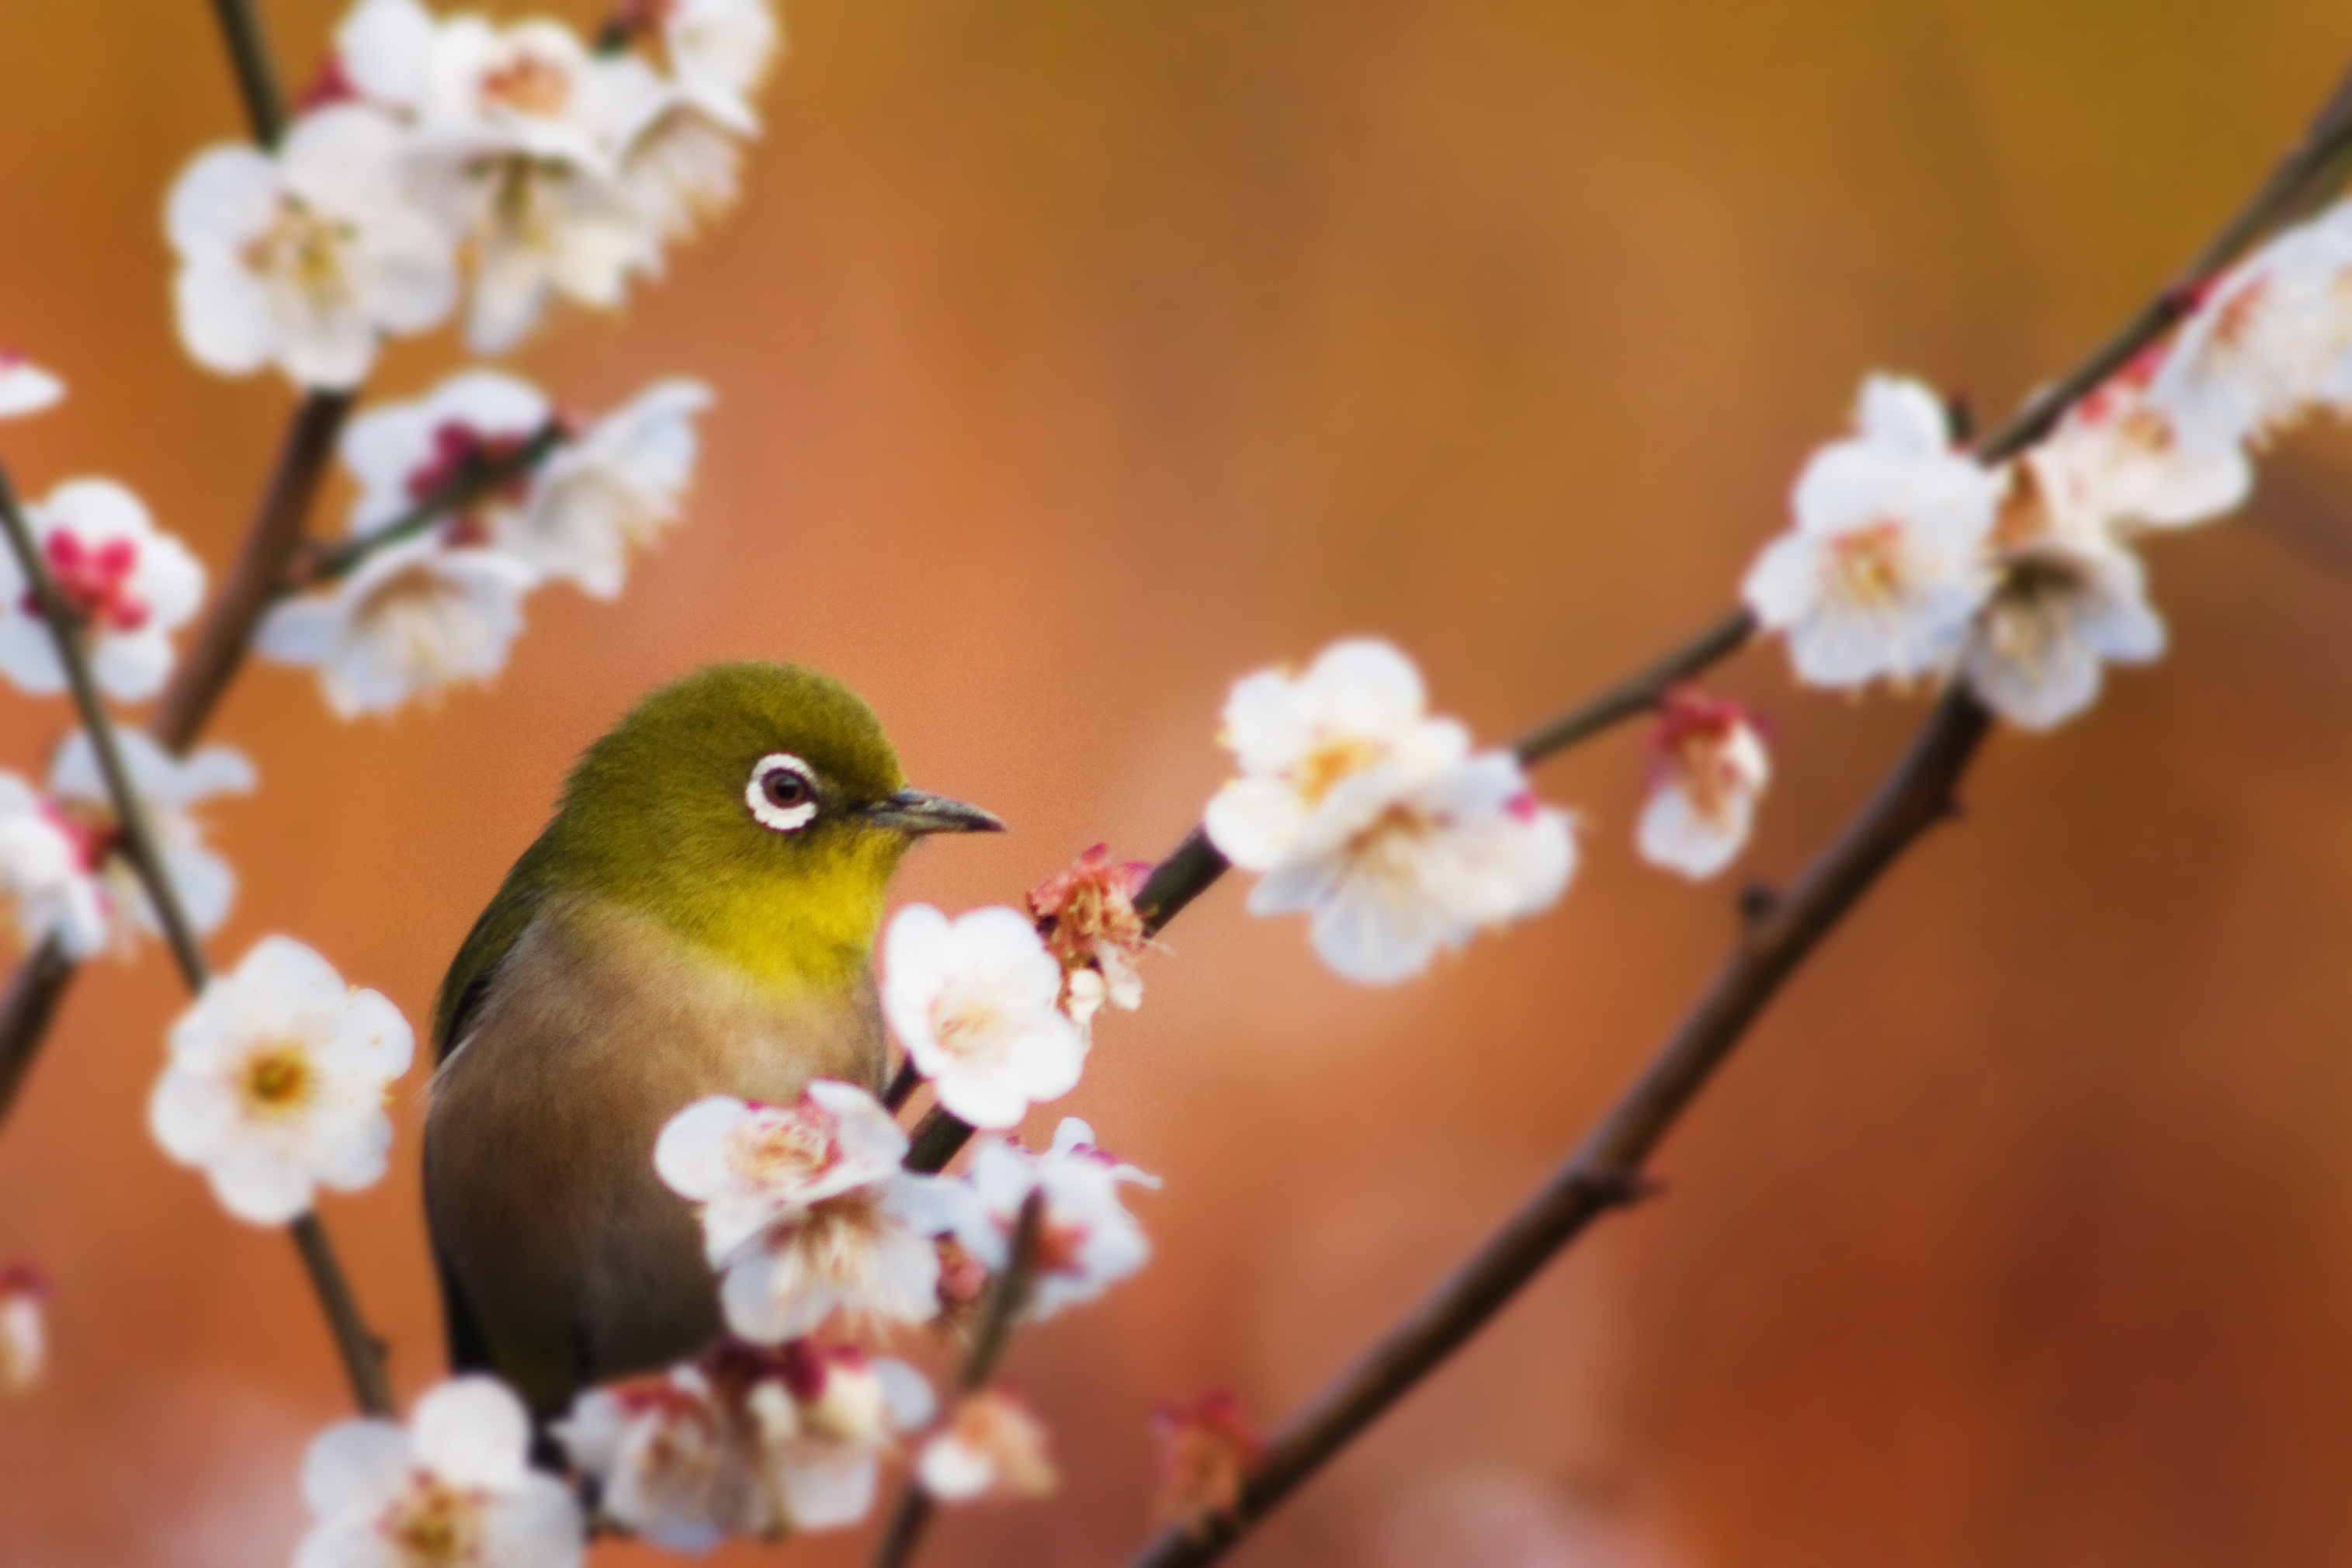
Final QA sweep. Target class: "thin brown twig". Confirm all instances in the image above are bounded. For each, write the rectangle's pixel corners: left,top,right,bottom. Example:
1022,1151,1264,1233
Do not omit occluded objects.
205,0,288,147
1124,689,1990,1567
281,418,567,590
870,1190,1048,1568
293,1211,395,1416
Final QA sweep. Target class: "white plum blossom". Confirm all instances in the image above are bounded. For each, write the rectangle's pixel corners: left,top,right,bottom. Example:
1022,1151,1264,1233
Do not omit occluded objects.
148,936,414,1226
166,103,455,389
918,1390,1057,1504
2024,354,2251,536
656,1081,964,1343
294,1377,583,1568
255,534,538,719
0,479,204,702
654,1082,909,1266
1205,640,1575,983
1963,508,2165,732
559,1342,932,1547
0,773,110,959
50,730,253,949
508,379,710,598
0,351,63,419
2149,203,2352,445
338,368,553,542
882,904,1087,1129
949,1119,1159,1321
1636,688,1771,881
1204,638,1465,871
0,1264,47,1397
659,0,784,127
1743,374,2000,688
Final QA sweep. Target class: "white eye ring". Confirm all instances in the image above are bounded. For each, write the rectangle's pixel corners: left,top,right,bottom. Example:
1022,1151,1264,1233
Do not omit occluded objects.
747,753,820,832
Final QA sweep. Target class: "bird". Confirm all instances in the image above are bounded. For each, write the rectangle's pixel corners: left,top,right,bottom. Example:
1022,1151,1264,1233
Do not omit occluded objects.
423,661,1002,1422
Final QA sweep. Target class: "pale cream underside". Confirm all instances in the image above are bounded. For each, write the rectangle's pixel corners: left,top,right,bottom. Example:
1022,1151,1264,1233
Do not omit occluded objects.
424,890,885,1415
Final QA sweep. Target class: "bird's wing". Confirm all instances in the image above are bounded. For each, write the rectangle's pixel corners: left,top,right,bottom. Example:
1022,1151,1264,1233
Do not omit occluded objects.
432,834,557,1062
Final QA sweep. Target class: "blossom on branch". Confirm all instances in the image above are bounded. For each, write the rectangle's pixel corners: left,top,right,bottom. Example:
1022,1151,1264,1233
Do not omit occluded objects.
1029,844,1153,1032
0,479,204,702
882,904,1087,1129
255,534,537,719
656,1081,964,1343
1636,687,1770,880
1205,639,1575,983
0,1263,48,1397
166,103,455,389
338,368,553,543
148,935,413,1226
293,1376,582,1568
0,351,63,419
1151,1389,1264,1541
1743,374,2000,689
656,0,784,128
513,378,710,598
0,773,111,959
559,1340,933,1546
2149,203,2352,446
2024,352,2251,535
946,1119,1158,1321
918,1389,1057,1504
1962,484,2165,732
48,730,252,949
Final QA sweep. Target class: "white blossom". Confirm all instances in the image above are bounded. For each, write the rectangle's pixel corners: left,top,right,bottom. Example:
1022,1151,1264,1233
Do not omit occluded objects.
166,103,455,389
0,479,204,702
338,369,553,541
949,1119,1159,1321
505,380,709,598
559,1342,931,1548
918,1390,1056,1503
0,351,63,419
49,729,253,949
0,773,110,959
2149,203,2352,445
1636,689,1770,881
654,1082,909,1267
0,1264,47,1397
255,534,537,719
2024,356,2251,536
881,904,1087,1130
148,936,413,1226
294,1377,583,1568
660,0,783,128
1743,374,2000,688
1963,511,2165,732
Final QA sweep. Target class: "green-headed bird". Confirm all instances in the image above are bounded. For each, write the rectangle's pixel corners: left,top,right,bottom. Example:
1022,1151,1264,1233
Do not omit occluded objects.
424,662,1001,1420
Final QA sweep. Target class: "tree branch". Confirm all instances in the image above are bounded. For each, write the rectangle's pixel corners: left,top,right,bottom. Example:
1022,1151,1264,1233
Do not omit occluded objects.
870,1189,1048,1568
293,1210,394,1416
205,0,289,147
279,418,567,591
1124,688,1991,1568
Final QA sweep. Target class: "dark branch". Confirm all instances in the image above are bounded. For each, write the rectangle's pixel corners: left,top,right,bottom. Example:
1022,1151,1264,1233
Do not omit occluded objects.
1125,689,1992,1568
292,1211,395,1416
282,419,567,590
206,0,289,147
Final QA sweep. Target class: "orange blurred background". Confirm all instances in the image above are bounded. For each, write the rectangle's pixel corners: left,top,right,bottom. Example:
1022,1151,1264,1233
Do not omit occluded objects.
8,1,2352,1563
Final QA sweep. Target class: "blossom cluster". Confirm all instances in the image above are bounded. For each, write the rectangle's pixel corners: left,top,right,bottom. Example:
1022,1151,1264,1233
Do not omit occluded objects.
169,0,779,384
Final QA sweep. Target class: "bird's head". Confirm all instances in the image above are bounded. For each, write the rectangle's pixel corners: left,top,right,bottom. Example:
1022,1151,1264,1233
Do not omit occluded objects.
543,661,1001,990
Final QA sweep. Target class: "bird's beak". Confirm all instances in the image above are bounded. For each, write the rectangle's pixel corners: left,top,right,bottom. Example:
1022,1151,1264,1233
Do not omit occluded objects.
858,788,1006,835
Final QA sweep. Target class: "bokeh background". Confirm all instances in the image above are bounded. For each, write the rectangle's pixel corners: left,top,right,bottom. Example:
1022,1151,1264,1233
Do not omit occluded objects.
5,1,2352,1563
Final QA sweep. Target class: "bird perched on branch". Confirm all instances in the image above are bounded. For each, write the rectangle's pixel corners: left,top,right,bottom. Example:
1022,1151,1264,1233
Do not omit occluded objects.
424,662,1002,1421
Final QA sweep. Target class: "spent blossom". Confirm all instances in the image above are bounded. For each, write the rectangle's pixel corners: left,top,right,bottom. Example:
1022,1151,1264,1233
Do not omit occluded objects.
882,904,1087,1129
947,1119,1159,1321
50,729,253,948
148,936,414,1226
1205,639,1575,983
0,1263,48,1397
0,478,204,703
1151,1389,1264,1542
918,1389,1058,1504
1742,374,2000,688
1636,687,1770,881
656,1083,963,1343
1029,844,1154,1032
0,772,111,959
293,1376,583,1568
557,1340,933,1548
166,103,455,389
0,351,63,419
255,533,538,719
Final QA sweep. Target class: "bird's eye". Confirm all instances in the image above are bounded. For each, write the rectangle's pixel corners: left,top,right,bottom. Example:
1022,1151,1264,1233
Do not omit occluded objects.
746,753,820,833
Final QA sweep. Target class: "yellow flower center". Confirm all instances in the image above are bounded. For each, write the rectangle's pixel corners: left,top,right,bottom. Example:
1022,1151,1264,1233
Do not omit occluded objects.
481,53,573,117
381,1477,482,1568
241,1042,313,1116
730,1110,838,1185
1292,734,1381,808
241,198,354,302
1826,522,1908,607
